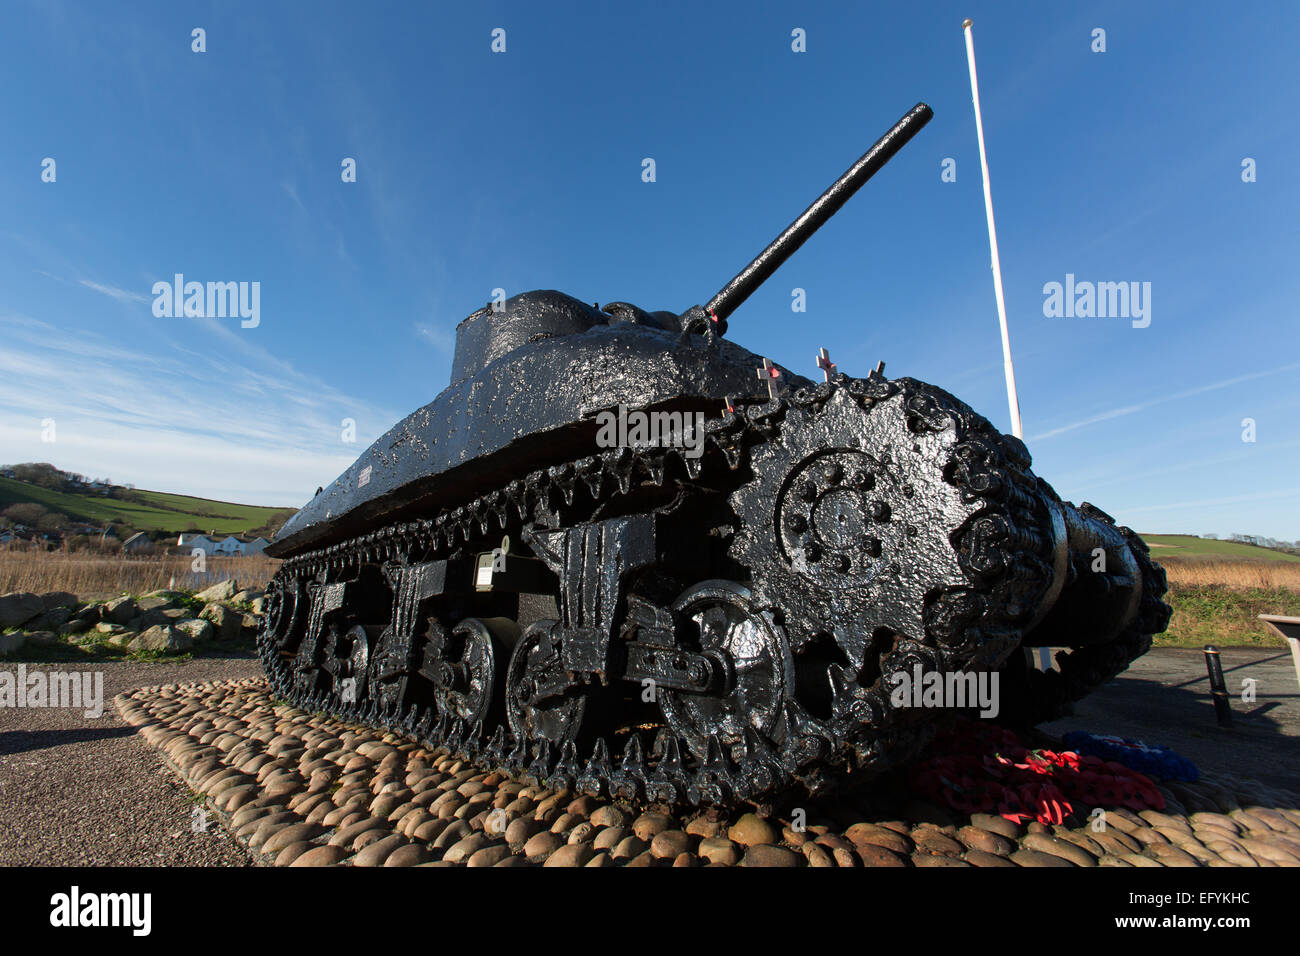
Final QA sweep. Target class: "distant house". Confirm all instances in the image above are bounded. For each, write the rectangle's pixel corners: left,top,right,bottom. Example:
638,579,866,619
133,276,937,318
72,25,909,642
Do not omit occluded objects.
123,531,154,554
178,533,217,556
0,530,15,545
216,535,244,555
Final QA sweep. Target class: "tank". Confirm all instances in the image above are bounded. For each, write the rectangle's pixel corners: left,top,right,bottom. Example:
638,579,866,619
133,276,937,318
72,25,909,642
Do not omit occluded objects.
258,103,1170,805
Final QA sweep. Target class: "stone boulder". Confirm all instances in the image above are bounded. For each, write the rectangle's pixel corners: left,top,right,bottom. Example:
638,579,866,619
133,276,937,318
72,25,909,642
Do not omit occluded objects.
103,596,138,625
59,618,92,637
0,592,45,629
25,606,73,632
41,591,79,610
137,606,189,628
199,603,243,641
195,580,238,603
96,622,127,635
128,625,193,653
136,595,177,614
24,630,59,647
173,618,214,644
231,588,264,605
0,632,27,655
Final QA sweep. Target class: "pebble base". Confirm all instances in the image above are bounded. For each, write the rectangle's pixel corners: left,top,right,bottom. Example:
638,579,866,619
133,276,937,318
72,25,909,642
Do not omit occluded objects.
115,679,1300,868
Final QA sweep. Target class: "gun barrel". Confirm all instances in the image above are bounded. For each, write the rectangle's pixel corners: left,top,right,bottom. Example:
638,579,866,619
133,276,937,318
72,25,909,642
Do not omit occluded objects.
704,102,933,324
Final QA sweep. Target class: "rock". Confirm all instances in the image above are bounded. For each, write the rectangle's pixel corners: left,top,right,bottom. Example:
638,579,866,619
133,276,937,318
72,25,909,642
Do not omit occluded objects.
611,836,647,860
698,837,740,866
173,618,215,643
1021,833,1096,867
384,843,432,866
137,607,189,628
802,843,835,867
0,632,26,655
911,827,964,858
589,805,627,829
468,844,514,867
41,591,79,610
741,845,803,867
632,812,672,841
128,625,193,653
544,844,596,867
24,631,59,646
291,845,348,867
1010,848,1075,868
650,830,691,859
728,813,777,847
685,815,724,838
965,849,1018,867
199,604,243,641
103,596,138,625
250,597,266,615
854,843,908,867
95,622,126,635
353,834,409,867
232,588,264,605
135,596,175,613
957,826,1014,857
0,592,44,629
592,827,627,851
970,813,1023,840
523,831,565,863
195,580,238,603
58,619,91,637
26,606,72,631
260,821,323,855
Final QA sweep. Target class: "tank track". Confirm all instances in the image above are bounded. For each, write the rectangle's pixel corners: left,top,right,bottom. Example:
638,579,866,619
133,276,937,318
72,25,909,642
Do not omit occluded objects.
257,372,1110,807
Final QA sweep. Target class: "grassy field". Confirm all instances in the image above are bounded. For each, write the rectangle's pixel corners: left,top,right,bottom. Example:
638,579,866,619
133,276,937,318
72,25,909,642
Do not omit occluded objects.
0,476,295,535
0,551,279,601
1141,534,1300,563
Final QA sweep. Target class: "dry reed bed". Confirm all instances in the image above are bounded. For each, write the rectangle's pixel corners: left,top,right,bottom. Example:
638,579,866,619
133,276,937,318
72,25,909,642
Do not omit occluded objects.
1159,558,1300,589
0,550,279,600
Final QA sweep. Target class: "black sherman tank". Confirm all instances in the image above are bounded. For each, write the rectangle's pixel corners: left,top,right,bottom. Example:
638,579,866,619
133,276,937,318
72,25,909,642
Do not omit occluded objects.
259,104,1170,806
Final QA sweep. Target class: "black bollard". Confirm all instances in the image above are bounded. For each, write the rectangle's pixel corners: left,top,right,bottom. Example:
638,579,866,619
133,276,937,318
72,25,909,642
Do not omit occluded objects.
1203,645,1233,727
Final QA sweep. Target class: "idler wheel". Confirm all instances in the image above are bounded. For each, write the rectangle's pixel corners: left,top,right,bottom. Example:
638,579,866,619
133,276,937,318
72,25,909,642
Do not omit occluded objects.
264,577,304,650
657,580,794,762
431,617,518,726
505,620,587,746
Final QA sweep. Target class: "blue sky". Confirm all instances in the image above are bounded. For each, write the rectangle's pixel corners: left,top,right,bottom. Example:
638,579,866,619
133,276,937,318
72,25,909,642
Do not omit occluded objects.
2,1,1297,540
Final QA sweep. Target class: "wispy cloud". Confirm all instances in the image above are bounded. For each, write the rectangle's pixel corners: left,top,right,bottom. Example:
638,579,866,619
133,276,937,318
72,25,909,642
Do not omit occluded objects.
1119,487,1300,516
0,312,399,505
1029,363,1300,442
77,279,150,305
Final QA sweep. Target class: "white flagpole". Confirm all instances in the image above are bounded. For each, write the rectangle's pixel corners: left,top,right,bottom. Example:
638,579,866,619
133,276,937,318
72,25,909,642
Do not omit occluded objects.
962,18,1023,440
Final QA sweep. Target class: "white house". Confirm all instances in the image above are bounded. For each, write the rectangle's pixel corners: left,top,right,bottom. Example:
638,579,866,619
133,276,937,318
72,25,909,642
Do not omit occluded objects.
215,535,245,555
178,533,217,555
242,537,270,555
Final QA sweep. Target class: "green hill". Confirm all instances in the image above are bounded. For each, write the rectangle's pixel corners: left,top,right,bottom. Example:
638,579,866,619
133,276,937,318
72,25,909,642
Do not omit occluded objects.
0,476,295,537
1140,534,1300,563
